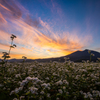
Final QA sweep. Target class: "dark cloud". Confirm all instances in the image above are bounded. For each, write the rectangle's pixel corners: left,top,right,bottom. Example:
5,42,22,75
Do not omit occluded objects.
0,0,40,28
24,15,40,28
0,0,22,19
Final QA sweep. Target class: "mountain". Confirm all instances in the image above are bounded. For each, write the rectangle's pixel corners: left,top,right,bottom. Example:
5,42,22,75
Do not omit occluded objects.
1,49,100,62
63,49,100,62
8,59,35,62
35,49,100,62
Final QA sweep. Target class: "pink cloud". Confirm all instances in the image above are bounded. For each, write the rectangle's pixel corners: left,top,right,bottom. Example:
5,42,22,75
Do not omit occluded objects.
0,0,93,59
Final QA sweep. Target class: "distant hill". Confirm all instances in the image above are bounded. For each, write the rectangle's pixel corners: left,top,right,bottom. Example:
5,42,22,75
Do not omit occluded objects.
0,49,100,62
8,59,34,62
63,49,100,62
35,49,100,62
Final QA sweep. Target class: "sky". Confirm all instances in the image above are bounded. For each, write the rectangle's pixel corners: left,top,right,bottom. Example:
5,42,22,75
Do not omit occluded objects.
0,0,100,59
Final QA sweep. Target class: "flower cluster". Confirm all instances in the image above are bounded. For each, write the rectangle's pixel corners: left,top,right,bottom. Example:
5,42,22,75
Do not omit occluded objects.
0,61,100,100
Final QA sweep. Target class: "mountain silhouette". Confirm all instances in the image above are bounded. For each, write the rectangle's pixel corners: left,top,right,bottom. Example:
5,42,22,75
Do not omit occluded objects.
1,49,100,62
63,49,100,62
35,49,100,62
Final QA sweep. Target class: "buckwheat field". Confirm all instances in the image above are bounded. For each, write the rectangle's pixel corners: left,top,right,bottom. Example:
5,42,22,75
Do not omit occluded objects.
0,61,100,100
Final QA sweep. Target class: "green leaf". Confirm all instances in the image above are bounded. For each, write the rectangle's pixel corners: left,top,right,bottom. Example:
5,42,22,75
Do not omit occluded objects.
26,91,30,95
15,93,19,98
57,93,61,96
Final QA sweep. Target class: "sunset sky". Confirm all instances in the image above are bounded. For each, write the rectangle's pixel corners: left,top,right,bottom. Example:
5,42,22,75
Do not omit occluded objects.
0,0,100,59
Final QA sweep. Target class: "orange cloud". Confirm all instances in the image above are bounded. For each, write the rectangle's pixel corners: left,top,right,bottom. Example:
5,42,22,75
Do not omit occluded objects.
0,43,39,59
13,19,84,51
0,52,25,59
0,13,7,23
0,16,92,58
0,0,93,59
0,3,11,12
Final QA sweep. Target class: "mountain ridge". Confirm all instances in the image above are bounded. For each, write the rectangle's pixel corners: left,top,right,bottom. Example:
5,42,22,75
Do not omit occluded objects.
0,49,100,62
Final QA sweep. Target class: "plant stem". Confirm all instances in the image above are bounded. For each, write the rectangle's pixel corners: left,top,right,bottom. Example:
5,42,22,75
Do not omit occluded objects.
6,39,13,66
90,55,91,62
8,39,13,55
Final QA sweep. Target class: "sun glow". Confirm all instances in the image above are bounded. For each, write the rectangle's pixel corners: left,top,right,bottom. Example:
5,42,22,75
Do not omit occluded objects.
0,0,92,59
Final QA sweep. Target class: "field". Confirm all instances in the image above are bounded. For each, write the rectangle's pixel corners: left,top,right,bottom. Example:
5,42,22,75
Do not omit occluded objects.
0,61,100,100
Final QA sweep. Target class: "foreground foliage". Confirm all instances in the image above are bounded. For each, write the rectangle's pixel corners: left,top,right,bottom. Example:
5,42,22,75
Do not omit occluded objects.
0,61,100,100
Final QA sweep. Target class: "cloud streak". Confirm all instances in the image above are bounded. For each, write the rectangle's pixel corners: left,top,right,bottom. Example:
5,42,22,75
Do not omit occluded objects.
0,0,92,59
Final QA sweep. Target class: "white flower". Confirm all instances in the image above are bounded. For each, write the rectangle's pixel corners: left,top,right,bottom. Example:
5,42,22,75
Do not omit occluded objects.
47,87,50,90
87,60,89,63
13,98,18,100
15,74,20,78
10,90,14,95
18,87,23,91
56,97,60,100
20,96,25,100
20,80,28,86
26,76,33,81
56,80,63,85
39,97,42,100
47,93,50,97
80,91,83,94
58,89,63,94
63,86,66,90
45,77,49,80
41,83,50,89
63,80,69,85
29,87,38,94
0,84,3,87
40,91,44,94
91,53,95,56
15,88,19,93
87,93,92,98
97,58,100,61
33,77,38,81
84,95,88,98
90,98,93,100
